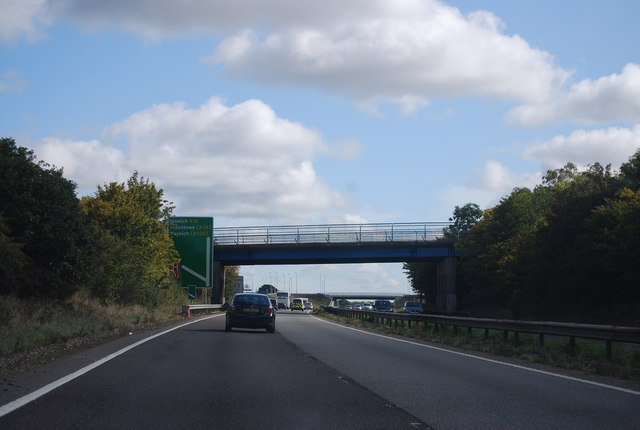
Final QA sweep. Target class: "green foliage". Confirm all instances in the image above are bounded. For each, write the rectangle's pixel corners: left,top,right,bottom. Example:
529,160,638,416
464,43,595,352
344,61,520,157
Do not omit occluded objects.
224,265,239,303
81,172,178,307
0,138,186,310
0,293,183,359
403,261,437,305
445,202,483,239
455,151,640,325
406,202,483,305
0,137,90,299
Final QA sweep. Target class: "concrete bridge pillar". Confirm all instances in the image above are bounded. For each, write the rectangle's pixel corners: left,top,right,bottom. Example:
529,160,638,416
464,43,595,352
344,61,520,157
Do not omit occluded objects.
212,261,225,304
436,257,457,312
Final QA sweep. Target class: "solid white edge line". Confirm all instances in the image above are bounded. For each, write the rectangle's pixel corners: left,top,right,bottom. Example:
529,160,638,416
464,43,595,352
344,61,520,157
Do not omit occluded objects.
0,314,224,418
310,314,640,396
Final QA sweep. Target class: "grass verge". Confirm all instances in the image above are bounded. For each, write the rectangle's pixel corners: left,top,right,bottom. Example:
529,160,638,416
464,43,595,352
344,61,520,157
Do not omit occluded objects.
317,310,640,381
0,294,186,378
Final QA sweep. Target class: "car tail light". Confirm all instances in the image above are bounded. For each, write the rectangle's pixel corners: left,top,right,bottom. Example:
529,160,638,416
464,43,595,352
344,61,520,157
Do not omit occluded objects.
230,305,237,312
265,307,274,316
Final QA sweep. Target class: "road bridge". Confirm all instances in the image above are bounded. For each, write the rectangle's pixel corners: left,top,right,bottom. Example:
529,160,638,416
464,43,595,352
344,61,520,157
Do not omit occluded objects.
211,223,459,311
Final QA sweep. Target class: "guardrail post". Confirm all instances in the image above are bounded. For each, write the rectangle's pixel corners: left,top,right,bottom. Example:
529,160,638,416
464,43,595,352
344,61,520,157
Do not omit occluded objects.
569,336,576,355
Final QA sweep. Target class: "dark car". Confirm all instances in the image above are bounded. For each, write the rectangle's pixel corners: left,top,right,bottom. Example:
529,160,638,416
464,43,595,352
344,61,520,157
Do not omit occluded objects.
401,301,424,313
225,293,276,333
372,300,393,312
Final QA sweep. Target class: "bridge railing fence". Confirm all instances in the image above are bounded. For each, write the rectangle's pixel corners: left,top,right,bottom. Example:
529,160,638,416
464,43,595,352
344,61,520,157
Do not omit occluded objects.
213,222,452,246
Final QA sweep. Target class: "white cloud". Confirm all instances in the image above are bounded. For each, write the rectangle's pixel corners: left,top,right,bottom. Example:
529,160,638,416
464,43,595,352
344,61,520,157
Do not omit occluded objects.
445,126,640,211
0,70,26,92
522,125,640,172
323,263,406,292
507,63,640,127
34,137,128,193
61,0,416,38
34,97,351,224
0,0,54,43
207,11,569,112
8,0,568,113
471,160,514,190
443,160,540,210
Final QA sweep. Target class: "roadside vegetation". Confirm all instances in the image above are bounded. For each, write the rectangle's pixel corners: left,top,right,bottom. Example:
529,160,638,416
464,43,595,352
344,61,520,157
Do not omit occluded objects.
0,294,183,372
0,138,240,369
405,150,640,326
317,309,640,381
0,138,193,366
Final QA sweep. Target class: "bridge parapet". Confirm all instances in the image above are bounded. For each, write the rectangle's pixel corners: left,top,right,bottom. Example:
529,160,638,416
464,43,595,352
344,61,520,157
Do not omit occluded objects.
213,222,451,246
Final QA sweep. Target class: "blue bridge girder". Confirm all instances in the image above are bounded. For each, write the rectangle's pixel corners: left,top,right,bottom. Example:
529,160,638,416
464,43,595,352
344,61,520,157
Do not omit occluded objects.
214,241,457,265
213,222,458,265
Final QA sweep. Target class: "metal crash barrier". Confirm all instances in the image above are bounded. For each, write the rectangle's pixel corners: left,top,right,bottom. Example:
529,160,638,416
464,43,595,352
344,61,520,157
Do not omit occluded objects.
326,307,640,360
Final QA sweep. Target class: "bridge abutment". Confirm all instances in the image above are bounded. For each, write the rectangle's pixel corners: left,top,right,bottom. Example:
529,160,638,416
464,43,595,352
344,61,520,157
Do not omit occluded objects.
436,257,457,312
212,261,225,304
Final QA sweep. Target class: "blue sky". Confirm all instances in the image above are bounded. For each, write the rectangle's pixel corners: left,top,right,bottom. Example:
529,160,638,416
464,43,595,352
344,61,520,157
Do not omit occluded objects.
2,0,639,294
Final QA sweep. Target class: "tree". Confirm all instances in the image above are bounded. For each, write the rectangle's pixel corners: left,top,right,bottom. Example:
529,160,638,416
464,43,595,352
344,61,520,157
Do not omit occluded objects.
452,159,637,323
80,173,178,306
405,203,483,309
224,266,240,303
402,261,437,306
444,203,483,239
0,138,90,299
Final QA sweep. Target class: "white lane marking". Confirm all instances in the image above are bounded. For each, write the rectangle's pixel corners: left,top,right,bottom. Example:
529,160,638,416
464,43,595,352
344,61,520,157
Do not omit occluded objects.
0,314,224,418
310,314,640,396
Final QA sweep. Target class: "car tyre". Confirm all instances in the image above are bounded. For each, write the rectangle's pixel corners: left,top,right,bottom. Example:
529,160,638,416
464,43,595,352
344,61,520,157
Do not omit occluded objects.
225,322,232,332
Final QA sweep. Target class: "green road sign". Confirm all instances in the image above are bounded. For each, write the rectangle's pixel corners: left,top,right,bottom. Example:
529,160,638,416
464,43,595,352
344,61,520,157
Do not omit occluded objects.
169,217,214,288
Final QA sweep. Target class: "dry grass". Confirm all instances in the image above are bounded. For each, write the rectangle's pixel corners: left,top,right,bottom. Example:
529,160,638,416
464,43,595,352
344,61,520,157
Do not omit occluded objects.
0,293,184,374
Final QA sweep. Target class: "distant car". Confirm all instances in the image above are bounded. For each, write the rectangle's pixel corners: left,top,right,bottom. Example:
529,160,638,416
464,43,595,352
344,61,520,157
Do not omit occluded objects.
372,300,393,312
362,303,373,311
269,298,279,311
354,304,362,310
304,301,313,310
344,305,352,310
225,293,276,333
291,298,305,311
401,301,424,313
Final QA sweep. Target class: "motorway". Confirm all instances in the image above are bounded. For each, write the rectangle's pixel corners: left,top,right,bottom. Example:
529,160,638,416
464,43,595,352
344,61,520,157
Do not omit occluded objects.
1,311,639,429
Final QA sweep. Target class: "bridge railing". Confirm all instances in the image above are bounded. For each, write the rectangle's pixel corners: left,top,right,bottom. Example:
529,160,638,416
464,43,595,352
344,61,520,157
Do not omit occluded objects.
213,222,452,246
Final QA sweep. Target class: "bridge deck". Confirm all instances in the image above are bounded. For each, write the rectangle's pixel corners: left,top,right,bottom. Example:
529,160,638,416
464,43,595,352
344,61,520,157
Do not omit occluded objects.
213,223,457,265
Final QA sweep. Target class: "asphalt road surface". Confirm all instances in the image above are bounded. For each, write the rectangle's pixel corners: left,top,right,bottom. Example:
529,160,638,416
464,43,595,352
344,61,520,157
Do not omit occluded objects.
1,311,639,429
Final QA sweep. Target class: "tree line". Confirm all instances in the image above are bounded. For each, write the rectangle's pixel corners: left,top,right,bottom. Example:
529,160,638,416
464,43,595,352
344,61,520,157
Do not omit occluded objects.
0,137,184,307
405,149,640,325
